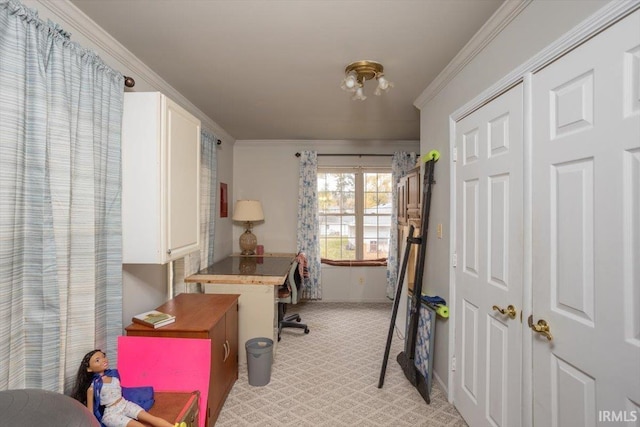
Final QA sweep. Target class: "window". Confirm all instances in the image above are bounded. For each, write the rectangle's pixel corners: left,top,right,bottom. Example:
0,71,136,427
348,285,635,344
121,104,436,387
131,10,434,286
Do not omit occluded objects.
318,168,392,261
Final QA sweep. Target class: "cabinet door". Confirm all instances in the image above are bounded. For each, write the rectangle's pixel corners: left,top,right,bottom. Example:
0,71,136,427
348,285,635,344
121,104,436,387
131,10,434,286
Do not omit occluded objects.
164,97,201,261
208,304,238,426
209,318,226,426
122,92,201,264
397,177,407,224
406,168,421,222
223,302,239,390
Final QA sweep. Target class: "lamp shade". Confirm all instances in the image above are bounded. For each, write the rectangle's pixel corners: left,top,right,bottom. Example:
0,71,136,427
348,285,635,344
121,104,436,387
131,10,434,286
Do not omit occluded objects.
232,200,264,222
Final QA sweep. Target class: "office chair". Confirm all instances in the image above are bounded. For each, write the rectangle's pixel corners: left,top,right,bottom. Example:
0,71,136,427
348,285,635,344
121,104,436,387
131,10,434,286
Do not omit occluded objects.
277,260,310,341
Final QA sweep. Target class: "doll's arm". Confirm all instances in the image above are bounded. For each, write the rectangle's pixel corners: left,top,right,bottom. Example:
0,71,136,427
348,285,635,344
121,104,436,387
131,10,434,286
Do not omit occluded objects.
86,385,94,413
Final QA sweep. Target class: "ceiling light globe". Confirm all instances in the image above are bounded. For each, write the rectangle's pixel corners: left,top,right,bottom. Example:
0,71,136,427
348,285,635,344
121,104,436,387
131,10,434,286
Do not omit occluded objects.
345,77,356,89
341,72,359,92
374,75,394,96
352,87,366,101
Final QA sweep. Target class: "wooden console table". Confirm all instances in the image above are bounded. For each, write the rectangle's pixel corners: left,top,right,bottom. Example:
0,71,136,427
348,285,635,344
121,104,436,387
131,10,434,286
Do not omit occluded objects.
185,255,294,364
125,293,239,427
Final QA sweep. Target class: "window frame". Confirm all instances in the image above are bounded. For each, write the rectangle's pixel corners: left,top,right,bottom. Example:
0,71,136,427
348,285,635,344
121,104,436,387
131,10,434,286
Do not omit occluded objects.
317,166,392,262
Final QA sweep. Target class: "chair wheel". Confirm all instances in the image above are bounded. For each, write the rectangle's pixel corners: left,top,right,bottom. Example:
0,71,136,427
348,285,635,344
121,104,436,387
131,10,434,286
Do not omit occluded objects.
278,335,281,342
304,328,310,334
295,316,301,322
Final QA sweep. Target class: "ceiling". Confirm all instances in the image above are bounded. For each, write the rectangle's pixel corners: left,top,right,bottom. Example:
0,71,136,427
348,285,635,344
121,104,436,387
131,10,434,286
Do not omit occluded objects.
70,0,504,141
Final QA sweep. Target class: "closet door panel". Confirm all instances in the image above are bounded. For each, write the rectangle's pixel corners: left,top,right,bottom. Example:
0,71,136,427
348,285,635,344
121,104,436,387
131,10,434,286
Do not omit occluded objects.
531,10,640,426
454,83,524,427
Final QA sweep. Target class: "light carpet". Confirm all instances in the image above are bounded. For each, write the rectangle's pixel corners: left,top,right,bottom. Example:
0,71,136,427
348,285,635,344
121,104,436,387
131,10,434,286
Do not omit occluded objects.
216,302,467,427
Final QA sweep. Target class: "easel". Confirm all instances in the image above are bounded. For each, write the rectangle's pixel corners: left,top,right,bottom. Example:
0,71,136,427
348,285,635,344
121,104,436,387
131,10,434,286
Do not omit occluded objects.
378,150,439,404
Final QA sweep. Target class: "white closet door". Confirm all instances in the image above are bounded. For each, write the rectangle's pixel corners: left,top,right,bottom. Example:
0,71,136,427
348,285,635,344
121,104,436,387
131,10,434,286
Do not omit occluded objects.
531,10,640,427
454,83,524,427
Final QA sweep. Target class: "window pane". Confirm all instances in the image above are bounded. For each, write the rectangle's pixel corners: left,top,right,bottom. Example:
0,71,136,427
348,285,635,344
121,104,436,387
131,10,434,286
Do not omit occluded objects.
337,173,355,192
363,215,390,260
363,172,391,260
341,191,355,213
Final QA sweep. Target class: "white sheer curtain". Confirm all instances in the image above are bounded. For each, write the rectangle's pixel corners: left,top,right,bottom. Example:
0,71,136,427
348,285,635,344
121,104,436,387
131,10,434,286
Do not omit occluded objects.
178,129,218,294
0,0,123,392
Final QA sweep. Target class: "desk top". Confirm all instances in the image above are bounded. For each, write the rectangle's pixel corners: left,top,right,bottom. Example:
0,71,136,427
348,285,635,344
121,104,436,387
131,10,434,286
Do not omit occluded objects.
184,255,293,285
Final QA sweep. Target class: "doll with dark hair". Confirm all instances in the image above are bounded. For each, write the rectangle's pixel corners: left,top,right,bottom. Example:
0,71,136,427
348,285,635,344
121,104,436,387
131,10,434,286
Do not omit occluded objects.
72,349,185,427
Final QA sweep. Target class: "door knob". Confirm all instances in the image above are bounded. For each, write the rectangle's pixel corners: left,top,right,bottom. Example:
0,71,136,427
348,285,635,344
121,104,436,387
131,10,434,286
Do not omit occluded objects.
528,315,553,341
492,304,517,319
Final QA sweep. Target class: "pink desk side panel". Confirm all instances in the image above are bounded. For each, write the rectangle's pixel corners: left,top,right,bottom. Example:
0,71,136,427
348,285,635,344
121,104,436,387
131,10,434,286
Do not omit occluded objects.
117,336,211,427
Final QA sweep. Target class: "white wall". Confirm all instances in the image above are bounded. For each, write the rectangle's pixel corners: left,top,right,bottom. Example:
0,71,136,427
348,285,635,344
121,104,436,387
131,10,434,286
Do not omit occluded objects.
233,140,419,301
414,0,612,393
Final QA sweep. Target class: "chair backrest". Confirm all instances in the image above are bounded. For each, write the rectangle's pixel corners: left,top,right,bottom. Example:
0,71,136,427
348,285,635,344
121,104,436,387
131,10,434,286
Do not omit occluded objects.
286,260,302,304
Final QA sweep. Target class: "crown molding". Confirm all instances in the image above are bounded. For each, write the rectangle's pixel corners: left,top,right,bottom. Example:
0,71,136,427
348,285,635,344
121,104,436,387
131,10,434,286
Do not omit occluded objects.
451,0,640,121
413,0,532,110
235,139,419,148
35,0,234,143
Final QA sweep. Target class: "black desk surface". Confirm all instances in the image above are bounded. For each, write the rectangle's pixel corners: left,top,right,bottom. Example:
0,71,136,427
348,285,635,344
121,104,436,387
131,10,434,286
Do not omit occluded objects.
184,255,294,285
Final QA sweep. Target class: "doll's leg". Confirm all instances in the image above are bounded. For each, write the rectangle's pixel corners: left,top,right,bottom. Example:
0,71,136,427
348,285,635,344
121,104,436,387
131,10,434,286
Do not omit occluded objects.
135,410,186,427
123,418,185,427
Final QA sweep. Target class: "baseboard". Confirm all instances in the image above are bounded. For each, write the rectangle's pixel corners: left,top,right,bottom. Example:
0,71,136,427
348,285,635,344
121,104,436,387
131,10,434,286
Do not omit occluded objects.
433,371,450,402
313,299,393,303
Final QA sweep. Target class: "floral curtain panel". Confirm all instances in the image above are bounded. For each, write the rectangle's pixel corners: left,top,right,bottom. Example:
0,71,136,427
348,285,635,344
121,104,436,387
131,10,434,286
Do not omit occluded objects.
297,151,322,300
0,0,123,392
387,152,418,298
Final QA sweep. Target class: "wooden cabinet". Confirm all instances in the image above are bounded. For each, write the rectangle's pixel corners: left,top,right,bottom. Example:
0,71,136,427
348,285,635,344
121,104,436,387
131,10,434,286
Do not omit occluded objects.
122,92,201,264
397,176,408,225
405,167,421,224
397,166,421,293
125,294,239,427
397,166,420,226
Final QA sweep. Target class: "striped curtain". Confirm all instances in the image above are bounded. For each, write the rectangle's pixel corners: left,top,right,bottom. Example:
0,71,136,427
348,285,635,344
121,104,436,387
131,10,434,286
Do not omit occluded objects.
179,129,218,294
386,152,418,298
0,0,124,392
297,151,322,300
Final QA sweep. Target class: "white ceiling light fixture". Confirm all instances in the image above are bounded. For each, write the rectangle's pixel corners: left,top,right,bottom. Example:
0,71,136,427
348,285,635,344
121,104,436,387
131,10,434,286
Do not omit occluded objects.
340,60,394,101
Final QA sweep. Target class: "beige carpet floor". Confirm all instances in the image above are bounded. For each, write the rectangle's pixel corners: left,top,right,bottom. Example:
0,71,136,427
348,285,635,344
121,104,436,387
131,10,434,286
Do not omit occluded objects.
215,302,467,427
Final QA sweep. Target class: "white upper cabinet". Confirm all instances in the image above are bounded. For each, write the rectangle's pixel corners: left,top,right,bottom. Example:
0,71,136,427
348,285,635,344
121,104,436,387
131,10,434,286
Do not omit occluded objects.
122,92,201,264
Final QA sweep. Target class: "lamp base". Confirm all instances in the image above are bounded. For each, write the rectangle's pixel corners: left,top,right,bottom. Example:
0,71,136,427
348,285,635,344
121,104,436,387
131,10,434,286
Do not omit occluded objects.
239,229,257,255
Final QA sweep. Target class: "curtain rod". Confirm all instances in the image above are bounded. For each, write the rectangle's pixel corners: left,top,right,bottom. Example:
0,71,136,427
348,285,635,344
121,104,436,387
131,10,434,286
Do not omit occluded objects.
124,76,135,88
295,152,393,157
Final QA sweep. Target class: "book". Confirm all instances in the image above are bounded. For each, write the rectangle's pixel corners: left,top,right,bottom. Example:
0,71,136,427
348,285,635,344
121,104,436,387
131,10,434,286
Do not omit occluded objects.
132,310,176,328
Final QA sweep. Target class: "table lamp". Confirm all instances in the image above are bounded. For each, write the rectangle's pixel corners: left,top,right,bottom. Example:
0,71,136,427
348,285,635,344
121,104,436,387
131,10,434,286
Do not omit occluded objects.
232,200,264,255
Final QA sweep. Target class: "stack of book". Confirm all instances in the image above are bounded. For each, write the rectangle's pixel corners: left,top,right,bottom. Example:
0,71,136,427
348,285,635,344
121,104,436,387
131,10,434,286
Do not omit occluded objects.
132,310,176,328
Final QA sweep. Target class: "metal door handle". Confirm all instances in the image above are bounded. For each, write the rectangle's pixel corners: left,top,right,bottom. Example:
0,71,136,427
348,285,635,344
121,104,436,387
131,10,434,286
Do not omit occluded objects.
528,315,553,341
492,304,517,319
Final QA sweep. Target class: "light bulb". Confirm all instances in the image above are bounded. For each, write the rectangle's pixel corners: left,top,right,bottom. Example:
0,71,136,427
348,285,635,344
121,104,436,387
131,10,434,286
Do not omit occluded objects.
340,71,358,92
352,86,366,101
374,75,394,96
378,76,389,90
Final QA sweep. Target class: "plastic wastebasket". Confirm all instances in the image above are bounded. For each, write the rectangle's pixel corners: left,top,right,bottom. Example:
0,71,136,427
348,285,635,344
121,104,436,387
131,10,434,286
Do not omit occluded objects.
245,337,273,386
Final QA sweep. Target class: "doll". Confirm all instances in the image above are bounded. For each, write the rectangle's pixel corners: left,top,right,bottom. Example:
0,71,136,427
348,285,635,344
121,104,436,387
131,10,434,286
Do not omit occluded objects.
72,349,186,427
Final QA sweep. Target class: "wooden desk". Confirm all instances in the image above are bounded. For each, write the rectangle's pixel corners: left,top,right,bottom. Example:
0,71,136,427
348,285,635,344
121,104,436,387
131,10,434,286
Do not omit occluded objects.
185,255,294,364
125,294,239,427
